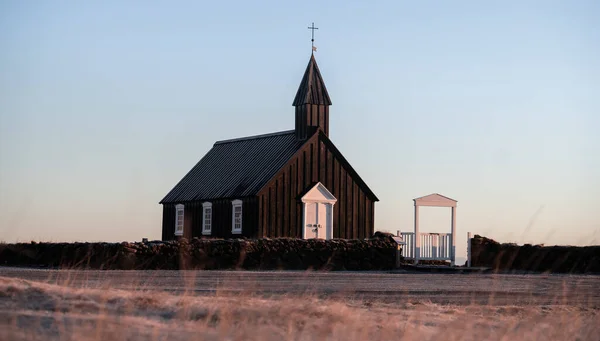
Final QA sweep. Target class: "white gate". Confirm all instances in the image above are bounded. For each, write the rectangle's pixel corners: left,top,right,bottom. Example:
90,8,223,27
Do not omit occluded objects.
400,232,452,261
410,193,458,265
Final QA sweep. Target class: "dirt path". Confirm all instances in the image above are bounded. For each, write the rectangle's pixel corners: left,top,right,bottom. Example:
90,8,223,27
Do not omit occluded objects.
1,267,598,306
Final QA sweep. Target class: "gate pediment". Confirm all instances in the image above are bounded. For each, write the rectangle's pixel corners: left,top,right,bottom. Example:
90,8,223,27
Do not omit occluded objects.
413,193,457,207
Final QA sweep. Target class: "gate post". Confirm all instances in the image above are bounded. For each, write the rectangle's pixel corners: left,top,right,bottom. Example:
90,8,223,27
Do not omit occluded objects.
414,205,420,265
467,232,472,267
450,206,457,266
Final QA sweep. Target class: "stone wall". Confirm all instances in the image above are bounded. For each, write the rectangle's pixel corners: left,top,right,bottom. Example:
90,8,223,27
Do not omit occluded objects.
470,235,600,273
0,232,398,271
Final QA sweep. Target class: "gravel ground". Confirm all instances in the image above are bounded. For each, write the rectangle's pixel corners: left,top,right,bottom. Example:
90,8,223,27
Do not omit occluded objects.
1,267,599,306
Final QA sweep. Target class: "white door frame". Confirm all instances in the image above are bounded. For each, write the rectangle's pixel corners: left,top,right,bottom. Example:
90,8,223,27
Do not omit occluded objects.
301,182,337,240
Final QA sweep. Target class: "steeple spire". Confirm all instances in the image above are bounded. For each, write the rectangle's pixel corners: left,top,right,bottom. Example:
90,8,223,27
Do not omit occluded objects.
293,54,332,106
308,22,318,52
293,54,332,140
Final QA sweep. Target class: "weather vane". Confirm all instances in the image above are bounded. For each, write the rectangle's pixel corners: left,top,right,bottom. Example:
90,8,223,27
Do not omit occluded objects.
308,22,318,52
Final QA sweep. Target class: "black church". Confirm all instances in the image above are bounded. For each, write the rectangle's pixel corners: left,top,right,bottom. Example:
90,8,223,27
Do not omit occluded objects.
160,53,378,240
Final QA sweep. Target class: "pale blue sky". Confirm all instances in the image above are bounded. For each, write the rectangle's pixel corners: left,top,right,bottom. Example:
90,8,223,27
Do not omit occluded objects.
1,1,599,261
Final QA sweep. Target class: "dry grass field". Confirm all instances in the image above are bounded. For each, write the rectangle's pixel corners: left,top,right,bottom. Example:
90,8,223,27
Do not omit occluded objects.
1,268,599,340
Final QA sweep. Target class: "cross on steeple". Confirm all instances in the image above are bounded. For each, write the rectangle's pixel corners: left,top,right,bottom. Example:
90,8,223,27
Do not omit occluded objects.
308,22,318,52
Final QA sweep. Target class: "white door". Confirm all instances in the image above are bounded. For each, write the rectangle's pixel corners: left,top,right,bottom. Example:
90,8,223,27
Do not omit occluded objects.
316,203,327,239
305,202,318,238
304,202,328,239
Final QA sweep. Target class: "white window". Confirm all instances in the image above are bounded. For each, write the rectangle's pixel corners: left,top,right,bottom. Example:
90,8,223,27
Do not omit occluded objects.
231,199,243,234
174,204,184,236
202,202,212,235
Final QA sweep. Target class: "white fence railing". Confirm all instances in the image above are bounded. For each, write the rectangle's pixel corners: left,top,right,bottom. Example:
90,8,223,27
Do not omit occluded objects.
400,232,452,261
400,232,415,259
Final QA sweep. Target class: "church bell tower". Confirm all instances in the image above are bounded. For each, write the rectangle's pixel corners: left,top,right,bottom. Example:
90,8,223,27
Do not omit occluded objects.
293,53,332,140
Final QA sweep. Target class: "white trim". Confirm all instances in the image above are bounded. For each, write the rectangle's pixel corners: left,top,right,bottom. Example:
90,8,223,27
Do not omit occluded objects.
202,202,212,235
231,199,243,234
174,204,184,236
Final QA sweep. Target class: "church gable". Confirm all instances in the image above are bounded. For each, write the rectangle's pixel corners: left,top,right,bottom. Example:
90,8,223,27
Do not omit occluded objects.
256,129,377,239
318,132,378,202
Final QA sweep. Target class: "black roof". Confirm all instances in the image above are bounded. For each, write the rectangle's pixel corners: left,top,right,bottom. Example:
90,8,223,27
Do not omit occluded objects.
293,54,332,106
160,130,303,204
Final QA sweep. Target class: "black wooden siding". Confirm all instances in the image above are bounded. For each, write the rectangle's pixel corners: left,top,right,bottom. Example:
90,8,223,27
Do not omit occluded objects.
257,131,376,239
162,197,258,240
161,205,176,240
295,104,329,139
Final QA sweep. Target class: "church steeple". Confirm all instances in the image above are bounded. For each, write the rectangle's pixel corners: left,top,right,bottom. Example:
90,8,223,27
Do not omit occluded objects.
293,54,332,140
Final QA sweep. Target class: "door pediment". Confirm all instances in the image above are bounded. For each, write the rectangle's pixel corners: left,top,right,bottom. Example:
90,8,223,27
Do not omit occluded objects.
301,182,337,204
